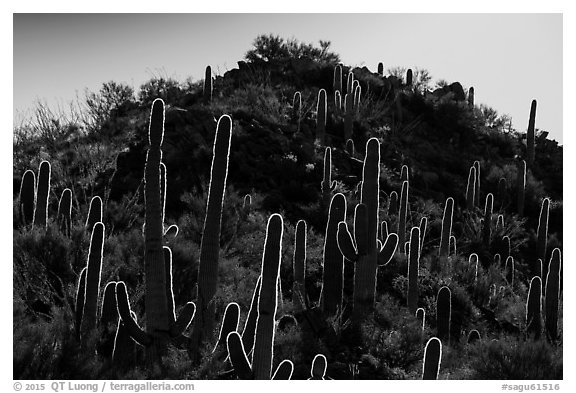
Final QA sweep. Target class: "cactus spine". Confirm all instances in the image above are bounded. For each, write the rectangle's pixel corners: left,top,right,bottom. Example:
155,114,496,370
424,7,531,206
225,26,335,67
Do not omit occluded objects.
407,227,421,313
466,166,476,210
204,65,213,102
19,170,36,226
191,114,233,356
398,180,409,254
422,337,442,380
436,286,451,343
57,188,72,237
527,99,537,167
321,193,346,315
292,220,307,310
316,89,327,146
86,196,103,230
544,248,561,341
526,276,542,339
33,160,51,229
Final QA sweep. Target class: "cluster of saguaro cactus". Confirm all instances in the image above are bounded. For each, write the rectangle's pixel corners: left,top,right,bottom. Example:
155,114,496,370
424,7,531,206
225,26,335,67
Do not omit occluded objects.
337,138,398,318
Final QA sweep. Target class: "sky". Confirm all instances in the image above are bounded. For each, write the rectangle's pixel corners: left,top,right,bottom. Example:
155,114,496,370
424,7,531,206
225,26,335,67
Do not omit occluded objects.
13,13,563,142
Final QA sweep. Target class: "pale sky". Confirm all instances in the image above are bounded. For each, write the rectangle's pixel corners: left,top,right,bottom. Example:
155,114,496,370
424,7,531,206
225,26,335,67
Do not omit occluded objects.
13,13,563,143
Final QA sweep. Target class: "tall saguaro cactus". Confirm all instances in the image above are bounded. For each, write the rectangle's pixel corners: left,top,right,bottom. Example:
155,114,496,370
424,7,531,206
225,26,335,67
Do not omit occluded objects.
86,196,103,230
526,276,542,339
407,227,421,313
33,160,51,229
468,87,475,107
434,197,454,272
191,114,233,357
466,166,476,210
436,286,451,343
422,337,442,380
204,65,213,102
80,222,105,341
321,147,336,208
333,64,342,94
544,248,561,342
19,170,36,226
292,91,302,132
482,193,494,247
537,198,550,276
527,99,537,167
344,93,354,141
292,220,307,310
398,180,409,253
473,161,481,207
377,62,384,76
337,138,398,318
321,193,346,315
316,89,327,146
57,188,72,237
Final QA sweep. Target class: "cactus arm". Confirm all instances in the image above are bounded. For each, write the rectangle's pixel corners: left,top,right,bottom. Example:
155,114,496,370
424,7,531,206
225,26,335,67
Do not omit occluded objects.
214,302,240,352
115,281,152,346
170,302,196,338
378,233,399,266
241,275,262,354
271,360,294,380
227,332,253,380
337,222,358,261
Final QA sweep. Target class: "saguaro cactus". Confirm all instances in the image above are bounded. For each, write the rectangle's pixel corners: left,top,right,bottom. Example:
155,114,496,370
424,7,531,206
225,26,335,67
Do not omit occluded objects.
337,138,399,318
497,177,507,210
75,267,87,340
293,220,307,310
80,222,105,341
353,84,361,113
527,99,537,168
407,227,421,313
292,91,302,132
377,62,384,76
19,170,36,225
204,65,213,102
388,191,399,216
504,256,514,286
526,276,542,339
537,198,550,275
467,329,480,344
434,197,454,272
333,64,342,93
473,161,481,207
213,302,240,355
418,216,427,253
321,193,346,315
544,248,561,342
436,286,451,343
86,196,103,230
309,354,328,380
241,276,261,354
422,337,442,380
321,147,336,208
406,68,413,87
316,89,327,146
191,114,233,356
57,188,72,237
482,193,494,247
517,159,526,215
465,166,476,210
347,72,354,95
33,160,51,229
344,93,354,141
398,180,409,254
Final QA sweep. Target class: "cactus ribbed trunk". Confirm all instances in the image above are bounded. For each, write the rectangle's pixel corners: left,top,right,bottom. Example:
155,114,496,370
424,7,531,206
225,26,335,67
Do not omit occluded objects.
407,227,420,313
526,276,542,339
144,99,170,365
321,193,346,315
466,166,476,210
353,138,380,318
398,180,408,254
19,170,36,226
544,249,561,342
537,198,550,278
436,286,451,343
292,220,306,311
192,115,232,358
57,188,72,237
252,214,283,380
33,161,51,229
81,222,104,341
204,65,213,102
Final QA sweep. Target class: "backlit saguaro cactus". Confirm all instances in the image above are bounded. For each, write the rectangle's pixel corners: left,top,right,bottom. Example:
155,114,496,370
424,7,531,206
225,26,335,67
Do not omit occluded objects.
57,188,72,237
418,216,427,254
344,93,354,141
537,198,550,274
86,196,103,230
388,191,399,216
436,286,451,343
191,114,233,357
401,164,409,183
469,253,479,283
416,308,426,331
398,180,409,254
466,166,476,210
213,302,240,355
482,193,494,247
33,160,51,229
406,68,413,87
377,62,384,76
80,222,105,341
353,84,361,113
434,197,454,272
321,147,336,208
473,161,481,207
336,138,399,318
321,193,346,315
334,90,342,114
517,159,526,215
19,169,36,225
292,91,302,132
544,248,561,342
422,337,442,380
407,227,421,313
227,214,285,380
292,220,307,310
316,89,327,146
346,72,354,95
527,99,537,168
333,64,342,94
505,256,514,286
204,65,213,102
497,177,507,210
467,329,480,344
309,354,328,380
160,162,166,225
526,276,542,339
75,267,87,340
